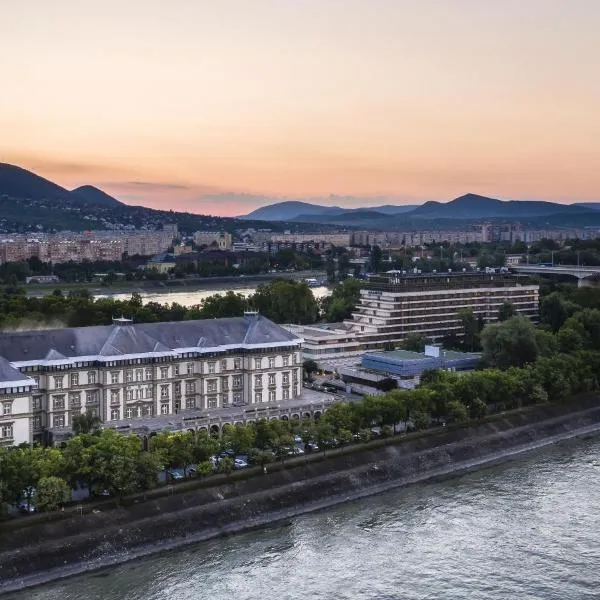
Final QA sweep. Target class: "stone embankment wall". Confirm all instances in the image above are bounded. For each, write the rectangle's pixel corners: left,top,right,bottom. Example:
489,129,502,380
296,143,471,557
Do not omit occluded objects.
2,401,600,593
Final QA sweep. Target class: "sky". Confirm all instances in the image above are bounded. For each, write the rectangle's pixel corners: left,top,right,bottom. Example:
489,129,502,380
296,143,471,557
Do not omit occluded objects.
1,0,599,216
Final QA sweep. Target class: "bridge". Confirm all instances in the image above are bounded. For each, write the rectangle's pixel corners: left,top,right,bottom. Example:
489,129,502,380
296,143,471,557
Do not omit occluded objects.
511,264,600,286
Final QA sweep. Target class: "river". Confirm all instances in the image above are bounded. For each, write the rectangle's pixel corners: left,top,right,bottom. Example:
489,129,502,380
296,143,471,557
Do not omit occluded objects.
94,286,331,307
5,435,600,599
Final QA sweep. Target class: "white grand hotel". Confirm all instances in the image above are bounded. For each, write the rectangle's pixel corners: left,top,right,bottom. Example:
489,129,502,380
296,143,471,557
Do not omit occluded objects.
0,313,304,446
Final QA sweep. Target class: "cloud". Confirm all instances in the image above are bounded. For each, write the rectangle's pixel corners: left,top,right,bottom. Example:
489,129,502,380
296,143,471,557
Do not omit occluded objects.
104,181,191,191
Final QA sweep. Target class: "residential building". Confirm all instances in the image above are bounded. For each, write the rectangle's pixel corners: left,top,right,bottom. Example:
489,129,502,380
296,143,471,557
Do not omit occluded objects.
0,313,303,446
193,231,233,250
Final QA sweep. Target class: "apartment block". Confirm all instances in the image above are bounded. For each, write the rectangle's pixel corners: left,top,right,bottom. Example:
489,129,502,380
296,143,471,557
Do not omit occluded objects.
193,231,233,250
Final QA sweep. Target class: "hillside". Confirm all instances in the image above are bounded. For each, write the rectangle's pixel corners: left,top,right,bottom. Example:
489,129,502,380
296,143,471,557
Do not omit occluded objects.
72,185,123,207
409,193,589,219
243,200,419,221
0,163,323,235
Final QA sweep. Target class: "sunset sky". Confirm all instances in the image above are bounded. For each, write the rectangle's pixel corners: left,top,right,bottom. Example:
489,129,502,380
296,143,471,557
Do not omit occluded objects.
1,0,599,216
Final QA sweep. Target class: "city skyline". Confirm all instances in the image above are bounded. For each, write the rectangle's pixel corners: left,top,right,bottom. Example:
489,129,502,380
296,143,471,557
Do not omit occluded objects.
2,0,599,216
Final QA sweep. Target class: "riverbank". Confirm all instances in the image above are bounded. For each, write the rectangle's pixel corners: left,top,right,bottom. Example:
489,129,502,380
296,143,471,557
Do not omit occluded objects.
2,398,600,594
19,270,327,299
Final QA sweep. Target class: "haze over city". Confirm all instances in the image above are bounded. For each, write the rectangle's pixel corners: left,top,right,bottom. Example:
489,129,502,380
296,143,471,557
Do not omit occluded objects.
2,0,599,215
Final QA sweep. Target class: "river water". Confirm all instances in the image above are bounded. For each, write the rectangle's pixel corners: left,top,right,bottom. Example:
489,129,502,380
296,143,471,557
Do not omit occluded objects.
6,435,600,600
95,286,331,307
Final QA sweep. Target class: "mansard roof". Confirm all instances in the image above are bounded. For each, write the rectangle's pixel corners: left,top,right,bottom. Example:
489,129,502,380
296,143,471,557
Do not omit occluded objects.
0,356,35,389
0,314,301,366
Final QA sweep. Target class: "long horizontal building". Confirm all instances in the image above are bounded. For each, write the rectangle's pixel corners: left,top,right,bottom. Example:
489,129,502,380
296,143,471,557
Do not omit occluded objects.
288,272,539,367
0,313,304,446
347,272,539,349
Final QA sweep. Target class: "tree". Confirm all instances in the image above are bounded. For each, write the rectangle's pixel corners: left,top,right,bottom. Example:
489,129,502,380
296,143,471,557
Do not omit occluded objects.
371,245,383,273
481,316,543,369
498,301,517,321
457,308,482,352
36,476,70,511
401,333,430,352
303,359,318,381
325,256,336,283
540,292,574,332
218,456,234,475
71,410,102,435
221,424,256,456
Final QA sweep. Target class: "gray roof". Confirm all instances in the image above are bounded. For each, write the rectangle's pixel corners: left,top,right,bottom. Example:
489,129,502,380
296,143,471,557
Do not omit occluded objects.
0,356,30,382
0,314,300,364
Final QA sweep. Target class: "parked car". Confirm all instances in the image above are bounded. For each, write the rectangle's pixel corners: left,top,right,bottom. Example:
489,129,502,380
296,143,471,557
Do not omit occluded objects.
233,458,249,469
18,502,37,514
168,470,184,481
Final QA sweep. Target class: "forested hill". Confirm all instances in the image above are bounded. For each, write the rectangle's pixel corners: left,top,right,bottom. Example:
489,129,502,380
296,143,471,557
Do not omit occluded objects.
0,163,334,234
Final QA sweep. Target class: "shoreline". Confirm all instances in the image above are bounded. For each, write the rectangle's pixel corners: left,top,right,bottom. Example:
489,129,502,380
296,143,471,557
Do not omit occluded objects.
2,404,600,595
21,271,328,299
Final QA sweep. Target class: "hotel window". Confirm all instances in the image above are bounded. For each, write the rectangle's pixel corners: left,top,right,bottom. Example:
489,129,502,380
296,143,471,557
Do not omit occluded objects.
174,382,181,395
254,392,263,403
221,377,229,391
32,396,42,410
54,376,64,389
283,388,290,400
69,393,81,407
87,391,99,404
268,357,275,369
126,389,134,401
283,355,290,367
146,387,153,399
1,424,14,438
208,362,216,374
207,396,217,409
70,373,79,387
1,401,11,415
33,416,42,430
220,359,227,371
33,375,40,387
282,372,290,385
185,381,196,394
136,369,143,382
126,370,133,382
185,397,196,409
145,368,153,380
160,367,169,379
173,364,180,376
111,372,119,384
187,363,194,375
294,353,299,365
269,390,276,402
207,379,217,393
254,358,262,369
161,403,170,415
160,385,169,399
234,358,241,370
232,375,242,388
268,373,276,386
88,371,96,384
233,392,242,405
125,407,134,419
53,395,65,410
111,408,120,421
110,390,120,403
53,415,65,428
142,405,152,416
254,374,262,388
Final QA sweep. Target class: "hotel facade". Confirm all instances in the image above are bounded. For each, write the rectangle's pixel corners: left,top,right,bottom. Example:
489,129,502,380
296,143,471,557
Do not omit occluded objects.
289,272,539,366
0,313,303,446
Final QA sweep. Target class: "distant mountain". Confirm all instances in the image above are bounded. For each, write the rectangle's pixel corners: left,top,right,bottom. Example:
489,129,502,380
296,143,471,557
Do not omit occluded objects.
72,185,123,207
0,163,334,235
0,163,80,204
242,200,419,221
408,193,590,219
575,202,600,211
